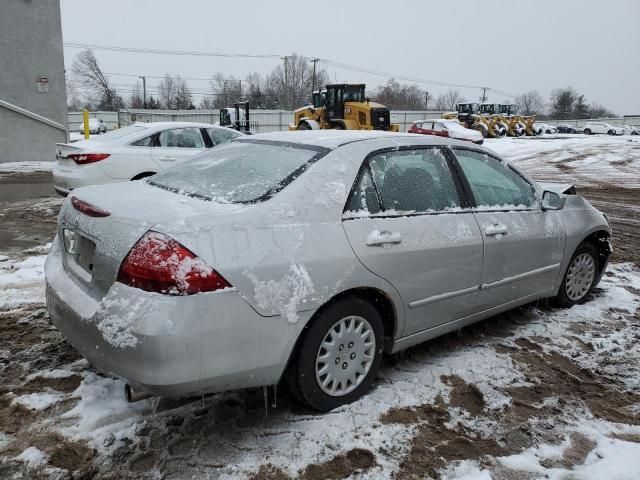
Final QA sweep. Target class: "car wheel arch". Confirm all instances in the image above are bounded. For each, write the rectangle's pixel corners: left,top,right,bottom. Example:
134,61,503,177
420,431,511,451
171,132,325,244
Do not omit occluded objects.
580,230,611,276
281,287,398,384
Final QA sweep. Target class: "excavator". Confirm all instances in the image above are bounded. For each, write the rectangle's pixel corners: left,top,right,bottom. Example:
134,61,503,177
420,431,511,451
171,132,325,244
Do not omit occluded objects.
289,84,399,132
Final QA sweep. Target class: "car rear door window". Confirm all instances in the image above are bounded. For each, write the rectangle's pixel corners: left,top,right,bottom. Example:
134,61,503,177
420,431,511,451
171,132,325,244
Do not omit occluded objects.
158,128,205,148
346,148,461,214
452,148,535,208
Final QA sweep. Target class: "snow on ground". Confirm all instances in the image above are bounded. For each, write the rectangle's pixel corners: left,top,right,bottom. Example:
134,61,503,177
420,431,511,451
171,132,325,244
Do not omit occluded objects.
485,135,640,188
0,161,55,173
0,135,638,479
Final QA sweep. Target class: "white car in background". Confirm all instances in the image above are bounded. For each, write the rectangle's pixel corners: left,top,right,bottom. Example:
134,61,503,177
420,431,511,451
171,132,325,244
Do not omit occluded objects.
582,122,624,135
54,122,243,196
619,125,639,135
80,118,107,135
533,123,558,135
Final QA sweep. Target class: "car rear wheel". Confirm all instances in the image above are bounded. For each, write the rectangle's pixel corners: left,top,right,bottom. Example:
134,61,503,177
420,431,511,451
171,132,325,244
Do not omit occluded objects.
584,129,591,135
555,243,599,307
290,296,384,411
608,130,615,135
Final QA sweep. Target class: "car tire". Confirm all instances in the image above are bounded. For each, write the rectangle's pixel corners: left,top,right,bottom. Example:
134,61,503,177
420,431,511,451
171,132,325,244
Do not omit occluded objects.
608,130,615,135
291,296,384,412
584,129,591,135
555,243,599,308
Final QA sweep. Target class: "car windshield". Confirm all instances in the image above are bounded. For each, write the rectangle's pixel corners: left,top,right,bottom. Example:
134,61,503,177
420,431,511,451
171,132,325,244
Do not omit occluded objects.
148,140,329,203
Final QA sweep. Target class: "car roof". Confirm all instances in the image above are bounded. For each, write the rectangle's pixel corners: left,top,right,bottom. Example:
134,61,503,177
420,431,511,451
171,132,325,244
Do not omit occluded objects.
131,121,218,130
239,130,479,150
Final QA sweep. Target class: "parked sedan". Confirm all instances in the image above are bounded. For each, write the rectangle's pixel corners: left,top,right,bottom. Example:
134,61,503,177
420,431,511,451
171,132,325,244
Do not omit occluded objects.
45,131,611,412
80,118,107,135
409,119,484,144
54,122,243,196
582,122,624,135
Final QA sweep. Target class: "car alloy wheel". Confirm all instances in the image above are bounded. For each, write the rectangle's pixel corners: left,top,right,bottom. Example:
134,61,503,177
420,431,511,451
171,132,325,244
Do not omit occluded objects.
565,253,596,302
315,315,375,397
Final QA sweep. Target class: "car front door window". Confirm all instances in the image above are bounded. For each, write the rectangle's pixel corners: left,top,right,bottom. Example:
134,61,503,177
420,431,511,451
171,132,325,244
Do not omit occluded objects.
453,149,536,209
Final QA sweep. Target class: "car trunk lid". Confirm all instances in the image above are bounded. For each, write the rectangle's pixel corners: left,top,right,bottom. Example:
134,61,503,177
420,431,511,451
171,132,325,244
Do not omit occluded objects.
58,181,246,299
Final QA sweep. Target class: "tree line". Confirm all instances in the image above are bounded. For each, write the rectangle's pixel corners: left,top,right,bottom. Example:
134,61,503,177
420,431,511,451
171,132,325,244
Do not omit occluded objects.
68,49,616,119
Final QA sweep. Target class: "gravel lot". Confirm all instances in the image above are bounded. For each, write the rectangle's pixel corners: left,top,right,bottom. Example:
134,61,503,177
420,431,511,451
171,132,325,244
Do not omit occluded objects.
0,135,638,479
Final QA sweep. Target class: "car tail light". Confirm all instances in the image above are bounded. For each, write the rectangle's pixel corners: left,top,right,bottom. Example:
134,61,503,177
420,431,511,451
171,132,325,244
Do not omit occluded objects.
68,153,111,165
117,232,231,295
71,196,111,217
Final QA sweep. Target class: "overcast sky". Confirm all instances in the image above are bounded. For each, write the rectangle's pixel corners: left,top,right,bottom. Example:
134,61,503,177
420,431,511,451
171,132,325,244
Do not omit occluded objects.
61,0,640,114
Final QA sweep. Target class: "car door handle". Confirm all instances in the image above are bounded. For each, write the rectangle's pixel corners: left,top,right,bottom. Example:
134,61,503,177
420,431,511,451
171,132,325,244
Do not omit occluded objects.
484,224,508,236
366,230,402,246
158,156,176,161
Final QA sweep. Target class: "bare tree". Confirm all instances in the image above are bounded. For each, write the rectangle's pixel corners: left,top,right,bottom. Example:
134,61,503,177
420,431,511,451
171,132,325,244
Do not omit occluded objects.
373,79,427,110
174,77,193,109
71,49,121,111
209,73,242,109
434,89,465,111
129,82,145,109
589,102,616,118
158,74,178,109
514,90,545,116
264,54,329,109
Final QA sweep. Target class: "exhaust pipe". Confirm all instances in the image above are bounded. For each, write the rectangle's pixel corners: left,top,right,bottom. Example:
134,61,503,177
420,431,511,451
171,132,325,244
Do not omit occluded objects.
124,384,153,403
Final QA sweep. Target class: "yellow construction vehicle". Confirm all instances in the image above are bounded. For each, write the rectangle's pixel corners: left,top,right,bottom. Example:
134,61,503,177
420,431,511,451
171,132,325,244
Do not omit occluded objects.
289,84,399,132
443,103,503,138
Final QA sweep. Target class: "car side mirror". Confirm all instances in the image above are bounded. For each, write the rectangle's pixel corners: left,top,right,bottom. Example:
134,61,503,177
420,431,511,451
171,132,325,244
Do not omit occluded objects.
541,190,565,210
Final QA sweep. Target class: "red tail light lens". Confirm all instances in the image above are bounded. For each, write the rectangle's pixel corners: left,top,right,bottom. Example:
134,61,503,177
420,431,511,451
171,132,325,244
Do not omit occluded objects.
71,196,111,217
117,232,231,295
68,153,111,165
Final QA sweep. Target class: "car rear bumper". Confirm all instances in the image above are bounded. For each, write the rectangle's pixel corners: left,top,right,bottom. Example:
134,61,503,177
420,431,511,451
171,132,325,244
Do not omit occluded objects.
45,238,305,397
53,164,117,196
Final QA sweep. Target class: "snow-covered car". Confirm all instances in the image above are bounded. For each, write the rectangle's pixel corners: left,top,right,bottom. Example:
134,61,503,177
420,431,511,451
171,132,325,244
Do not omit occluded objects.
619,125,639,135
80,118,107,135
45,131,612,412
53,122,244,196
408,119,484,144
533,123,558,135
556,124,582,134
582,122,623,135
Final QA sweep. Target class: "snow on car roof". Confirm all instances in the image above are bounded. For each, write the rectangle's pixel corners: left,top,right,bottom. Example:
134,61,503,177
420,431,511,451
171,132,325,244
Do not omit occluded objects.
241,130,472,149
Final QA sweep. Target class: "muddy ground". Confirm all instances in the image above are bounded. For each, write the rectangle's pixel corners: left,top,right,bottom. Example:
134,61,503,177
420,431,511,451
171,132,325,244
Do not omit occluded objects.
0,138,639,479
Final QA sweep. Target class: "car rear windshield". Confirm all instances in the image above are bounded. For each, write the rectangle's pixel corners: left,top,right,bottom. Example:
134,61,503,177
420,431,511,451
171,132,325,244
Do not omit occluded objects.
91,125,148,141
148,140,330,203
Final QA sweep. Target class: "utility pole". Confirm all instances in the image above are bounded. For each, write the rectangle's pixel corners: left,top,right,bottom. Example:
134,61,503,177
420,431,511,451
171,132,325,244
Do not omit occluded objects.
425,91,429,110
310,58,320,93
480,87,487,103
139,76,147,108
281,55,291,108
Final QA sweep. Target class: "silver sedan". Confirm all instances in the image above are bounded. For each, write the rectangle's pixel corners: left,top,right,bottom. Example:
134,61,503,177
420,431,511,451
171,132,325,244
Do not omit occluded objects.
45,131,612,411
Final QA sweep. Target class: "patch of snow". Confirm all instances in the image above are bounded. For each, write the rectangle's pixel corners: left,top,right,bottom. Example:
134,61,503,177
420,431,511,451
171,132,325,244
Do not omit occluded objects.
248,263,315,323
0,161,54,173
15,446,48,466
12,392,65,411
0,253,47,308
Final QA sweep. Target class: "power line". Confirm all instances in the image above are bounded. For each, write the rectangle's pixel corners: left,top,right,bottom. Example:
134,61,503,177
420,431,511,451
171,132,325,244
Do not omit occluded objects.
64,41,512,95
64,42,282,59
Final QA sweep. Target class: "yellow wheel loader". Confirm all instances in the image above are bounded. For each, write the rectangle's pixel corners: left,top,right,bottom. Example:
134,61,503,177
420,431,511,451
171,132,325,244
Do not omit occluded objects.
443,103,502,138
289,84,399,132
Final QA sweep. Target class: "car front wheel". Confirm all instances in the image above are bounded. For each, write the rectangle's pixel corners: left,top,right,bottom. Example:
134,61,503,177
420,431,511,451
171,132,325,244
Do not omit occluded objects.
555,243,599,307
608,130,616,135
584,129,591,135
290,296,384,411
